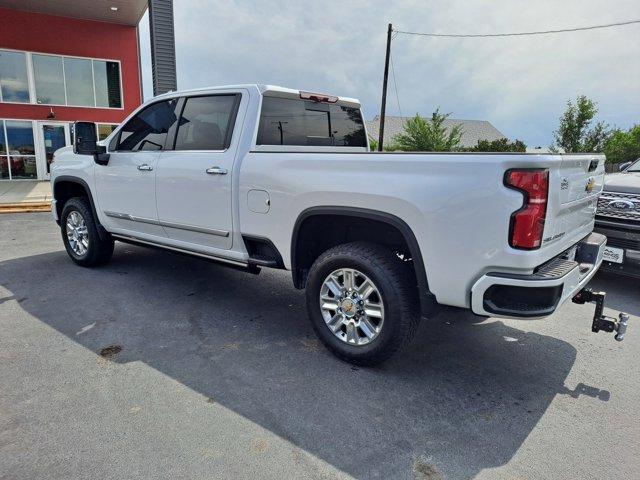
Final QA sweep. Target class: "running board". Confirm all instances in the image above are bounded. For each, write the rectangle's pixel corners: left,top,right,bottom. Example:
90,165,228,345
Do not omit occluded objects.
248,255,281,268
112,234,260,274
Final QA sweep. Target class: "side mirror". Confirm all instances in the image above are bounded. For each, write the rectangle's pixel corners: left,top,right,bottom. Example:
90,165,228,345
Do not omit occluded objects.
73,122,98,155
73,121,109,165
619,161,632,172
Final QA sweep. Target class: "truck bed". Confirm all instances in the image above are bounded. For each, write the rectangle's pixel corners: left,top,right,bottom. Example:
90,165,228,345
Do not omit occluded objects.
240,151,605,308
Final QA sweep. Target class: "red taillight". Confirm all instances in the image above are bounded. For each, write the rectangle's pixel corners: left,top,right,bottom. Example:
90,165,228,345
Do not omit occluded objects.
505,169,549,249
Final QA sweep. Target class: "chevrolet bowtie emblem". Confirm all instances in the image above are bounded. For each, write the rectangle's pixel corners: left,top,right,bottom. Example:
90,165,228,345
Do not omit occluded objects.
585,178,595,193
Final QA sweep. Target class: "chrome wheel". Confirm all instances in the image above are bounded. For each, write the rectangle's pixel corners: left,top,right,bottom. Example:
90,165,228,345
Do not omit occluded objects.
319,268,385,346
65,210,89,256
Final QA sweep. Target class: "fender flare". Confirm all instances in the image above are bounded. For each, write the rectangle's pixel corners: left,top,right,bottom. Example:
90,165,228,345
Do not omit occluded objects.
291,206,437,316
52,176,109,241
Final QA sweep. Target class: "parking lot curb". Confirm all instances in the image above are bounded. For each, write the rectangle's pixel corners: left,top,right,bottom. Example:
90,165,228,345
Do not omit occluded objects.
0,202,51,214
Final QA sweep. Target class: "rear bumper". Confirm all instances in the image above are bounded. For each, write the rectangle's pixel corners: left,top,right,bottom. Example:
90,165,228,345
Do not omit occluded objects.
470,232,606,318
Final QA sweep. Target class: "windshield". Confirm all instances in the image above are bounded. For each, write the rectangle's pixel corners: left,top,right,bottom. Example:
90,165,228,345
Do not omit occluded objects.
627,158,640,172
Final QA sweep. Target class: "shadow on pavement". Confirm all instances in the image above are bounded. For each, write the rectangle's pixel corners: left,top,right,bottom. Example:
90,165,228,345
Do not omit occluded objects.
1,245,586,479
590,271,640,317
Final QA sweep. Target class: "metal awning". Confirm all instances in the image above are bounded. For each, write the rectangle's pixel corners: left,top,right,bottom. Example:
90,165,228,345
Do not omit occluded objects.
0,0,148,26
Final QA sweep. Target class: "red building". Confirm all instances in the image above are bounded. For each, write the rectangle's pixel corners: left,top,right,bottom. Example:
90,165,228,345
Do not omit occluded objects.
0,1,148,181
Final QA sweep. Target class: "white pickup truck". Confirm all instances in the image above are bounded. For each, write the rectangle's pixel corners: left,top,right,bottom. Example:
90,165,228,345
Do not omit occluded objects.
51,84,612,365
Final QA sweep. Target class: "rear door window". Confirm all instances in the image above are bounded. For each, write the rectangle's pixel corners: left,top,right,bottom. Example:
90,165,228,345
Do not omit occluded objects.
257,96,366,147
174,95,238,150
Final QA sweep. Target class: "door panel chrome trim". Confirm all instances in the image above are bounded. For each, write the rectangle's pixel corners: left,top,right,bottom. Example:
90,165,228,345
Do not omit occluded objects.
104,210,131,221
104,211,230,237
104,210,146,225
160,220,229,237
104,211,159,226
134,215,161,226
111,234,246,267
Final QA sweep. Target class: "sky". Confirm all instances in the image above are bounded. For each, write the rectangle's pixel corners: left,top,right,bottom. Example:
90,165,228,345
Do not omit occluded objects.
137,0,640,148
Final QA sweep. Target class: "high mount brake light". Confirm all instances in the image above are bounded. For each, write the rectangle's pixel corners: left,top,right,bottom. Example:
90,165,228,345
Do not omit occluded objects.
505,169,549,250
299,91,338,103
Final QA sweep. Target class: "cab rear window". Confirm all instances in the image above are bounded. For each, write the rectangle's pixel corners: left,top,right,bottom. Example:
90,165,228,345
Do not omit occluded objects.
257,96,366,147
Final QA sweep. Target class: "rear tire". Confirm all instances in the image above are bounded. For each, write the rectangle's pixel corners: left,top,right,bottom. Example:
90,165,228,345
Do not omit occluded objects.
305,242,420,366
61,197,114,267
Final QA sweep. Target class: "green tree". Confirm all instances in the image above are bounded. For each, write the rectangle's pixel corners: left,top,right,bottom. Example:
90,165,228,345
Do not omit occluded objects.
551,95,609,153
603,125,640,164
368,137,378,151
392,110,463,152
467,138,527,152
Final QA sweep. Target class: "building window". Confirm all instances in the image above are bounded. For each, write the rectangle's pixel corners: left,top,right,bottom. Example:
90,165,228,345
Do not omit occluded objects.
97,124,118,141
32,54,66,105
1,120,37,179
0,123,6,179
0,49,123,109
31,53,122,108
0,50,30,103
93,60,122,108
64,57,95,107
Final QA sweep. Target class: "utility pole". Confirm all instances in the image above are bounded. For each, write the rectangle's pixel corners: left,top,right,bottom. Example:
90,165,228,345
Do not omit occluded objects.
378,23,392,152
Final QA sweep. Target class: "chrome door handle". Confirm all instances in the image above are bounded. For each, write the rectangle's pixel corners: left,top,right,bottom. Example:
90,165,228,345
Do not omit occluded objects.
206,166,228,175
137,164,153,171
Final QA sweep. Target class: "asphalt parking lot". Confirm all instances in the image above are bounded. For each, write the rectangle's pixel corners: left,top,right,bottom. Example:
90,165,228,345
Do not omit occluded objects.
1,213,639,480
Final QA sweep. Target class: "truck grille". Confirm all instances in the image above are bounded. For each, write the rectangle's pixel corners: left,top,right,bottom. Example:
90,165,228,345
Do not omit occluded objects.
596,192,640,221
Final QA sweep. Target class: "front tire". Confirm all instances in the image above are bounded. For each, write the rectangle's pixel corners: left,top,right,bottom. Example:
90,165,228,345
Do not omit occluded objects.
61,197,114,267
305,242,420,366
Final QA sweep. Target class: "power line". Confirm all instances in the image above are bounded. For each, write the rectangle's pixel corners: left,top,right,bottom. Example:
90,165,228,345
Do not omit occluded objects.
395,19,640,38
389,51,403,120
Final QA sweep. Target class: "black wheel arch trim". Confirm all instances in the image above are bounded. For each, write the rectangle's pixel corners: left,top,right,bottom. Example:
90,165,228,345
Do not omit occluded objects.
291,206,437,316
53,176,109,241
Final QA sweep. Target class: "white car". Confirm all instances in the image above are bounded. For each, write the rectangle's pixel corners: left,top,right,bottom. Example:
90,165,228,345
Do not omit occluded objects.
51,84,608,364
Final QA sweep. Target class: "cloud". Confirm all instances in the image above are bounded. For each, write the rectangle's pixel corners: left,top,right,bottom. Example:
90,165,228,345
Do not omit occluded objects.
139,0,640,146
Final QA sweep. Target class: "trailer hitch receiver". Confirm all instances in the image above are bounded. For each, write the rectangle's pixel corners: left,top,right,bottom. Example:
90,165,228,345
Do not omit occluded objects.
572,289,629,341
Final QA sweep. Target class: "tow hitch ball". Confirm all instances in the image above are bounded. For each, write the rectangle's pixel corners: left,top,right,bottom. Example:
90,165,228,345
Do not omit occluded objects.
572,289,629,342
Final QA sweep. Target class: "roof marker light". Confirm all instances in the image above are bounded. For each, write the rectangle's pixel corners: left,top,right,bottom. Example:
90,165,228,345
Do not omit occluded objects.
299,91,338,103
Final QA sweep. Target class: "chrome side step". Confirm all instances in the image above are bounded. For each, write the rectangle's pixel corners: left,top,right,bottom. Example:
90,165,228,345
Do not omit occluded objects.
111,234,260,274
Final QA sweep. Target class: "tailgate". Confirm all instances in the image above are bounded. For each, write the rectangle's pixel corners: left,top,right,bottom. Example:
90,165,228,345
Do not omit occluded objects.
543,155,604,248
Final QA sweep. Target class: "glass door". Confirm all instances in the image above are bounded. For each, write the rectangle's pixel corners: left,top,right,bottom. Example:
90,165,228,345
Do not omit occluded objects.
39,123,70,180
